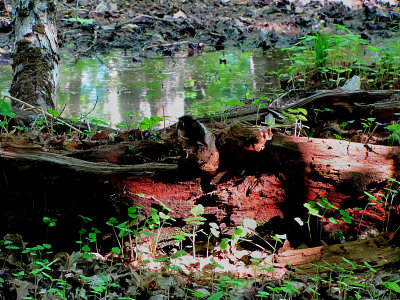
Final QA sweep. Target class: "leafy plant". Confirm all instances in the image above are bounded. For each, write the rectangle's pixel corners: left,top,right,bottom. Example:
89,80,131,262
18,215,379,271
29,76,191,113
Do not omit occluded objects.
251,96,270,125
43,216,57,228
314,24,330,70
357,192,378,234
304,198,339,242
0,99,16,133
386,122,400,145
282,108,308,137
184,204,207,259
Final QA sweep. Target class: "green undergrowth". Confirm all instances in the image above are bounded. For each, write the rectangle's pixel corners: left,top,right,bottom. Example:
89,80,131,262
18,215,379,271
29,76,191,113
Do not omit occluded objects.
281,24,400,90
1,188,400,299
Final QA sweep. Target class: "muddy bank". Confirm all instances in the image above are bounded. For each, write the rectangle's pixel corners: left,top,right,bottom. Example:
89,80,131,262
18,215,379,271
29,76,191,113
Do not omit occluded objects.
0,0,399,56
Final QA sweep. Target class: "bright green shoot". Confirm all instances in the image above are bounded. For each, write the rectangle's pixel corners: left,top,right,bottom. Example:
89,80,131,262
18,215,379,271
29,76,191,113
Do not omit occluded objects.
185,204,207,259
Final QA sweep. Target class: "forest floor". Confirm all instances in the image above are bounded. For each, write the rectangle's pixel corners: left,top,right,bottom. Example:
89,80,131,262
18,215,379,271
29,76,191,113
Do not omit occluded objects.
0,0,399,56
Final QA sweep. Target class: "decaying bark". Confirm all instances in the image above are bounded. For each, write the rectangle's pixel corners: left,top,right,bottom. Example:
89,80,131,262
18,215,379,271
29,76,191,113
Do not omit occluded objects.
10,0,59,110
175,115,219,172
0,148,178,175
1,121,399,237
284,89,396,110
276,235,400,273
114,133,400,241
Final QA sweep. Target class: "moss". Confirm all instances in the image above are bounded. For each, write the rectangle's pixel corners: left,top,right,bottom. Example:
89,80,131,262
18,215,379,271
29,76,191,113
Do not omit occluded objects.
10,44,59,109
348,172,377,192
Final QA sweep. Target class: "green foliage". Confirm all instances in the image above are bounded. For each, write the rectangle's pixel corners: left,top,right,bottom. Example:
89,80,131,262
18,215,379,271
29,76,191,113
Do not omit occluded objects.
220,218,257,251
0,99,16,133
386,122,400,145
185,204,207,258
303,198,340,242
282,24,400,89
43,216,57,227
314,25,330,69
282,108,308,136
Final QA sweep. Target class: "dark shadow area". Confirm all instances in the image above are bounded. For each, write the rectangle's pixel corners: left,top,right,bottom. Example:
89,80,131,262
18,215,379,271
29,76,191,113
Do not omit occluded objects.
0,160,120,251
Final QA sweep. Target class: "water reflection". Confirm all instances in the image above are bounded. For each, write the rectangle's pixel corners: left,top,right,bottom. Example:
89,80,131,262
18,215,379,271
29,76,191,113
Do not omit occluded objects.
0,50,287,127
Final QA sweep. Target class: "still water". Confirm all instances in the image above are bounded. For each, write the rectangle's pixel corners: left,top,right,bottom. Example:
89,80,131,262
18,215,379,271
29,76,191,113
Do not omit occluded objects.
0,49,286,127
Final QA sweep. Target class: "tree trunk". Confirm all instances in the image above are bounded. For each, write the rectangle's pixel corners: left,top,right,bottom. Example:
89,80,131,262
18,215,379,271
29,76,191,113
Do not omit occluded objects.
10,0,59,110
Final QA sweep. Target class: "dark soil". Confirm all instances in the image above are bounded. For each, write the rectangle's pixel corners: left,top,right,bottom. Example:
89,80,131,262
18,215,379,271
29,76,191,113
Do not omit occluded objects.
0,0,399,56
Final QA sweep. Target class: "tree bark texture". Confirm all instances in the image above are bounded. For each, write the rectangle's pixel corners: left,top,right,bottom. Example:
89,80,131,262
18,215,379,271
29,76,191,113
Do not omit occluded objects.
276,235,399,274
10,0,59,110
115,135,400,242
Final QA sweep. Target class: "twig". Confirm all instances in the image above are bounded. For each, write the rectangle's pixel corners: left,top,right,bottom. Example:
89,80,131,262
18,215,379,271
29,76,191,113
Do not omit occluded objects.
119,14,174,27
163,105,166,133
144,41,205,51
58,103,67,117
270,89,292,108
4,95,83,134
79,30,98,54
364,123,380,145
84,96,98,118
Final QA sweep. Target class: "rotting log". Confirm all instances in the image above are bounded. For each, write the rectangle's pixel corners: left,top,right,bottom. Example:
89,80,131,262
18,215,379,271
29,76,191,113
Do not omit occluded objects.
116,134,400,242
0,148,178,175
1,129,400,247
174,115,219,172
284,89,397,110
197,89,399,126
273,235,400,274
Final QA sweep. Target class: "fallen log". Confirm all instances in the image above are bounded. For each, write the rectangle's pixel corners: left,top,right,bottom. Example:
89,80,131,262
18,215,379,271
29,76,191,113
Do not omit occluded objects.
1,120,400,247
276,235,400,274
198,89,399,127
284,89,397,110
0,148,178,175
117,134,400,244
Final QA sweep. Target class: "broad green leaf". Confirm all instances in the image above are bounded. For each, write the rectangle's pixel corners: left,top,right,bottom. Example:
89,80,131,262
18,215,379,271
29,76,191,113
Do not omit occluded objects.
190,204,204,216
207,291,224,300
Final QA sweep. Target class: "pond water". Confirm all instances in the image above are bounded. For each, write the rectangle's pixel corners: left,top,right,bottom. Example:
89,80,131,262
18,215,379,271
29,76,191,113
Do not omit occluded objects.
0,49,286,128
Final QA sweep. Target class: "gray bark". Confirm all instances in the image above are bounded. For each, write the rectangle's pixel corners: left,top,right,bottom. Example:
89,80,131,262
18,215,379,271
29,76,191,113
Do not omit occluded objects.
10,0,59,110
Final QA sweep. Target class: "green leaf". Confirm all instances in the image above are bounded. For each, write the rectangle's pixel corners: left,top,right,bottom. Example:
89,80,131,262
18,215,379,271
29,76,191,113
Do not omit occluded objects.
297,115,308,121
156,199,172,212
141,231,155,236
190,204,204,217
47,109,59,116
339,209,353,224
363,262,377,273
364,191,377,203
193,291,206,298
220,238,229,249
43,244,52,249
111,247,121,255
151,115,164,122
382,281,400,293
106,217,118,226
317,198,338,210
207,291,224,300
304,202,322,217
329,217,339,224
